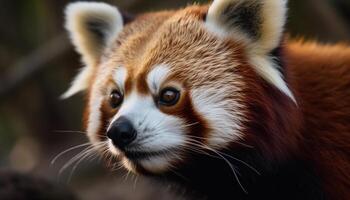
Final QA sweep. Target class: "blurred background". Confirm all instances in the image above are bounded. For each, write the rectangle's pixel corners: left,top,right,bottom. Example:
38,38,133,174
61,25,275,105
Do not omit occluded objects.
0,0,349,199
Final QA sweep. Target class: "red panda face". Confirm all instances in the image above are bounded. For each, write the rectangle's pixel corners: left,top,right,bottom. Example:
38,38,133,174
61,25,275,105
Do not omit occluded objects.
64,1,294,174
88,12,248,173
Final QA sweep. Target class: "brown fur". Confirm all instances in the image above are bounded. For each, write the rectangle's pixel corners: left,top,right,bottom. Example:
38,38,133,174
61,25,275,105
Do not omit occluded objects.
286,42,350,199
71,4,350,200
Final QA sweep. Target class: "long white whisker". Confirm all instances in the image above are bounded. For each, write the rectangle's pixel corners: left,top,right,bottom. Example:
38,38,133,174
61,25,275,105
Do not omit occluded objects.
67,147,101,183
192,141,248,193
180,122,199,128
158,135,250,193
52,130,87,134
51,143,91,165
132,175,139,190
58,146,94,177
67,141,109,182
186,135,253,149
181,137,259,175
213,151,260,175
58,142,105,178
183,137,259,173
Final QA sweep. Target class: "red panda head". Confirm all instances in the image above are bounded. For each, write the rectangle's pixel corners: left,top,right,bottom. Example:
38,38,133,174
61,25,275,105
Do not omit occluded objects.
63,0,298,174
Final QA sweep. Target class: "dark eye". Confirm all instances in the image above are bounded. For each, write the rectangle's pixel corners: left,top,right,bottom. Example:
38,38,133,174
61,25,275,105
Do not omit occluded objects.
159,87,180,106
109,90,123,108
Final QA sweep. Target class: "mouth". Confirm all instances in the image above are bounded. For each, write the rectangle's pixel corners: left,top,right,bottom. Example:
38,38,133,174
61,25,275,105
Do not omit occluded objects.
123,149,174,161
115,147,182,173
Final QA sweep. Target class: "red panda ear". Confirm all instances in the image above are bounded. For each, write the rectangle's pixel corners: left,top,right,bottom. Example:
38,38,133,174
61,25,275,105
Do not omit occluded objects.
62,2,124,99
205,0,287,55
205,0,296,103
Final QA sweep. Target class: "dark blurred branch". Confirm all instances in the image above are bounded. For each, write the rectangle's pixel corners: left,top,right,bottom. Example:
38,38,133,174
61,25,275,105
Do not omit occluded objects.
0,34,70,100
0,0,149,101
309,0,350,40
288,0,350,42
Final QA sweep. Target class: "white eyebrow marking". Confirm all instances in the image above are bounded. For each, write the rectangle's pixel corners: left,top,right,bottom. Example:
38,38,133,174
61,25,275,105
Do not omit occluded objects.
146,64,170,94
112,67,127,92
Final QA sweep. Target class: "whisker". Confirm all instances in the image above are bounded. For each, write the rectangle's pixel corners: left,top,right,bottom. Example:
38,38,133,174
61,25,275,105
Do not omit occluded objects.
186,135,254,149
111,162,124,171
123,169,132,183
57,146,91,182
213,151,260,175
51,143,91,165
180,122,199,128
132,174,139,190
160,135,252,193
67,148,101,183
52,130,87,134
168,168,190,182
68,141,109,182
57,142,105,179
181,137,259,174
58,146,94,177
107,150,115,167
191,141,248,193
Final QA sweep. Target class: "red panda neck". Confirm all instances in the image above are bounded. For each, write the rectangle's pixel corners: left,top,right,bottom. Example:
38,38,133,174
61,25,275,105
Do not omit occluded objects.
238,42,303,162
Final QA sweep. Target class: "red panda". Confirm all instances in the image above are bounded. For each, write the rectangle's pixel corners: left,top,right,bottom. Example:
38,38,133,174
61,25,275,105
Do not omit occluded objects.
62,0,350,199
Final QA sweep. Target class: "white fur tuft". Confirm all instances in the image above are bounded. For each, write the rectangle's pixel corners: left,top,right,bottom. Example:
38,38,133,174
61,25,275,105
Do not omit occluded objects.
61,66,93,99
191,85,245,148
249,55,296,103
112,67,127,92
146,64,170,94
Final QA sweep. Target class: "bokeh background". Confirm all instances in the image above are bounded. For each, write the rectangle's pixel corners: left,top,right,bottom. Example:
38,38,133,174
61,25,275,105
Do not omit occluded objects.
0,0,349,199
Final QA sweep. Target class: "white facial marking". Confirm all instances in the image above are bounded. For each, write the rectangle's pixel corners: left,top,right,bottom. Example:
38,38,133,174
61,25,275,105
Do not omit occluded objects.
108,90,186,172
87,91,103,145
191,85,245,148
139,156,174,173
112,67,127,92
146,64,170,94
108,140,121,156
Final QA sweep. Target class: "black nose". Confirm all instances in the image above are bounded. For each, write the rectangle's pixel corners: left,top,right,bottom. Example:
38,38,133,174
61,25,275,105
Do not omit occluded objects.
107,117,137,149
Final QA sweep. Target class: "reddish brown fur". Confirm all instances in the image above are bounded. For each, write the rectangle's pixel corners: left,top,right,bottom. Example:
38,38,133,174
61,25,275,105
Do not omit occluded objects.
286,42,350,199
78,5,350,199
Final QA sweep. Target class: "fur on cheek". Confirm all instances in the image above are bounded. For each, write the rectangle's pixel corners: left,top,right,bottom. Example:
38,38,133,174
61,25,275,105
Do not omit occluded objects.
190,84,246,149
158,89,208,140
86,94,104,144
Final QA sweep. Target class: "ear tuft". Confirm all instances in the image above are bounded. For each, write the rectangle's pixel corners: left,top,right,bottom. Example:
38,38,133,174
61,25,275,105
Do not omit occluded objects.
63,2,123,98
60,66,93,99
206,0,287,54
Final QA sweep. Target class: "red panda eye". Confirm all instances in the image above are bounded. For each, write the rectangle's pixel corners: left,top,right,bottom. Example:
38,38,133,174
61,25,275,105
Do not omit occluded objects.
109,90,123,109
159,87,180,106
